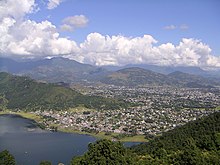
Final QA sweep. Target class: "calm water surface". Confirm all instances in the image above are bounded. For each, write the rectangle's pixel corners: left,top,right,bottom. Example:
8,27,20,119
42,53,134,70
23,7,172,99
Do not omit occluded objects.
0,114,139,165
0,114,97,165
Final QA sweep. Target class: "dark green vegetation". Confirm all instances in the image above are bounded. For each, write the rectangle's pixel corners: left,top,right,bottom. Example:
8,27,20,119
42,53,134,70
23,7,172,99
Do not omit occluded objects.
70,112,220,164
0,72,126,111
132,111,220,164
39,160,52,165
70,139,137,165
0,150,15,165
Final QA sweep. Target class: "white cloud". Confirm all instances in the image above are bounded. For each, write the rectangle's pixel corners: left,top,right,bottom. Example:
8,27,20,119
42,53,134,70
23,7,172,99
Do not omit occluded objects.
0,0,79,58
164,24,189,30
47,0,63,10
60,24,73,32
60,15,89,31
0,0,219,69
164,25,176,30
66,33,219,69
0,0,36,20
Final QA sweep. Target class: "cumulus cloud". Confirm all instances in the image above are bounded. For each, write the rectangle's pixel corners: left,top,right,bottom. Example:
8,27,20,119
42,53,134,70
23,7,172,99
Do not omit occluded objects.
0,0,219,69
0,0,36,20
66,33,219,69
47,0,63,10
60,24,73,32
4,20,79,56
0,0,79,58
60,15,89,31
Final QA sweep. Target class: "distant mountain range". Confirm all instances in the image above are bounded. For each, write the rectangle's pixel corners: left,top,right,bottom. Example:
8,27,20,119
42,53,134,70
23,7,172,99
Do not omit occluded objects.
103,63,220,77
101,67,220,87
101,67,178,86
0,57,219,87
0,57,108,83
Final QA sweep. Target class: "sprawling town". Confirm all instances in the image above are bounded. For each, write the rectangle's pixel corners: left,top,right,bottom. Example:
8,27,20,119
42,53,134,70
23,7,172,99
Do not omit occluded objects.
33,85,220,137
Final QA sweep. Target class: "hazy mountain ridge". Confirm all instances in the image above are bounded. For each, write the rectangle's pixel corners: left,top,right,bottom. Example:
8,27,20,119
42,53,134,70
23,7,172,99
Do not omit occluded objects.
101,67,220,87
101,67,178,86
0,57,108,83
0,57,219,87
102,63,220,77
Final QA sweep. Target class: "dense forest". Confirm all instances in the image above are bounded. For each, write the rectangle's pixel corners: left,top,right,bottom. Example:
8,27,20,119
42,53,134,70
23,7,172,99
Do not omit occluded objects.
0,72,127,111
2,111,219,164
131,111,220,164
71,111,220,164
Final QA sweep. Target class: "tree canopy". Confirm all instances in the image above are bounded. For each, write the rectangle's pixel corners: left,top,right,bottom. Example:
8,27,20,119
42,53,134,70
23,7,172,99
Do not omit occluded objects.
0,150,15,165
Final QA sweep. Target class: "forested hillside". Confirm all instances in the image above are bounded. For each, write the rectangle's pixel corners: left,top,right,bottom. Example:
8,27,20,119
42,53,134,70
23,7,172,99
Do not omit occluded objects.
71,112,220,164
0,72,126,111
132,111,220,164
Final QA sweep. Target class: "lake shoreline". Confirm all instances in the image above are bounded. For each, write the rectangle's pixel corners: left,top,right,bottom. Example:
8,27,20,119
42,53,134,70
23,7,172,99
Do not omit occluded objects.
0,111,148,142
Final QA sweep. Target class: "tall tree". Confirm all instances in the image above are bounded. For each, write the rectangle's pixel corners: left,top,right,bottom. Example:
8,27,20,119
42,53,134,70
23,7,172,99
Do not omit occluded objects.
0,150,15,165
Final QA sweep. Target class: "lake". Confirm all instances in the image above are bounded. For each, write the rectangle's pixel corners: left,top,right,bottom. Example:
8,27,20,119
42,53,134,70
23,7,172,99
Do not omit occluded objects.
0,114,140,165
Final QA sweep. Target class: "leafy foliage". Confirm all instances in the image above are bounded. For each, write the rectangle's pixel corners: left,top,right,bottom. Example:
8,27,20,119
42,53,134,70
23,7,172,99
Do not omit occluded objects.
132,111,220,164
39,160,52,165
0,150,15,165
70,139,137,165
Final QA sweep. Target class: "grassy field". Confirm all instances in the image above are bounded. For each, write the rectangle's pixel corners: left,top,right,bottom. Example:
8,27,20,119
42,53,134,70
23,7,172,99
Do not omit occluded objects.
59,127,148,142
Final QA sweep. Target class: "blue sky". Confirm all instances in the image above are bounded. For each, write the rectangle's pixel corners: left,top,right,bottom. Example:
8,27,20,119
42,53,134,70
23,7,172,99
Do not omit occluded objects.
1,0,220,68
31,0,220,54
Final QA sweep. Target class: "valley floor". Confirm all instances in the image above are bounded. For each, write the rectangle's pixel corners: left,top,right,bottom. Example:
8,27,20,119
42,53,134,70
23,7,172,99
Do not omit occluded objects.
0,110,147,142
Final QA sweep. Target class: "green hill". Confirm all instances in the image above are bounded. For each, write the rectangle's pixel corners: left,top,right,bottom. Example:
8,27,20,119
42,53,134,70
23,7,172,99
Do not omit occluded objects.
101,67,178,86
101,67,220,87
132,111,220,164
70,112,220,164
0,72,126,111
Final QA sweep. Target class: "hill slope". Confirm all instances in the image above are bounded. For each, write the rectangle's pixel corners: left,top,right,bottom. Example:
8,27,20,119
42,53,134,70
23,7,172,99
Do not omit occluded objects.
168,71,219,87
0,57,107,83
132,111,220,164
101,67,220,87
70,112,220,164
0,72,126,111
101,67,178,86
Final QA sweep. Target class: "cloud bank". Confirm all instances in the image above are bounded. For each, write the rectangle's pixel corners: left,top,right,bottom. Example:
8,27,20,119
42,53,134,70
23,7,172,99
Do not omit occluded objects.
60,15,89,32
73,33,220,69
0,0,79,58
0,0,219,69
